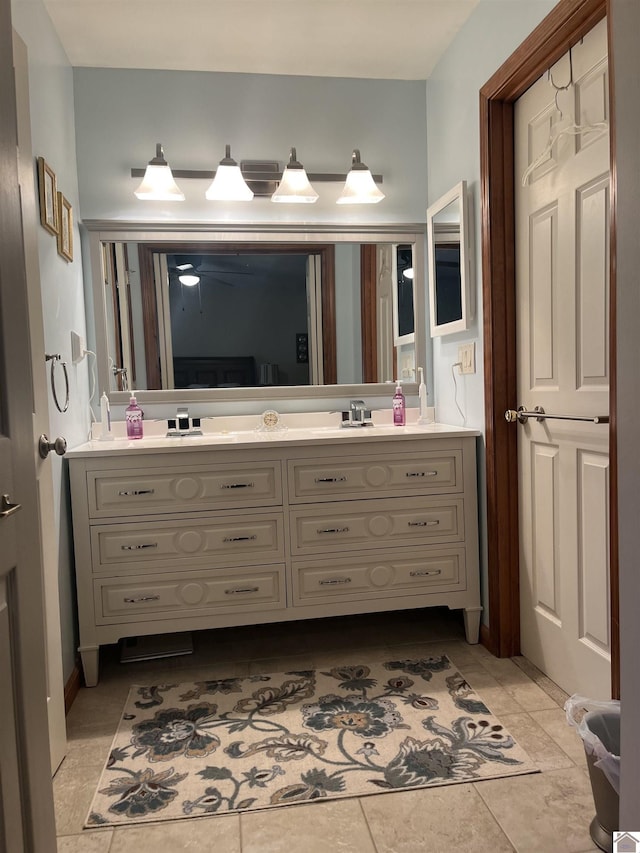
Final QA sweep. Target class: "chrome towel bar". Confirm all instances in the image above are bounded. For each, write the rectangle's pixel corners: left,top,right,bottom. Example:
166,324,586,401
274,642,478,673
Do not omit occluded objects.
505,406,609,425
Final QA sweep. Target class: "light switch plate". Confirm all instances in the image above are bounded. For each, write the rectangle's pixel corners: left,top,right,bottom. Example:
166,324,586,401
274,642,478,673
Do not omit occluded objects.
458,342,475,374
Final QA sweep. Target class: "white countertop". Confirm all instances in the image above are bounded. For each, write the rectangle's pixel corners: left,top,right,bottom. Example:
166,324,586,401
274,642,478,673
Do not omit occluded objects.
66,416,480,459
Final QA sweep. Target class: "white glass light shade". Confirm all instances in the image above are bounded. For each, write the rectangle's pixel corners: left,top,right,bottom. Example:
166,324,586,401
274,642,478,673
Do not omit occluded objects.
271,148,318,204
134,144,185,201
336,150,385,205
205,145,254,201
179,274,200,286
403,267,414,280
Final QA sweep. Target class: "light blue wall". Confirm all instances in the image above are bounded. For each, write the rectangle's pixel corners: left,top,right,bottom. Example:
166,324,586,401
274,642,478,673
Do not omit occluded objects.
425,0,556,623
72,68,427,225
11,0,91,681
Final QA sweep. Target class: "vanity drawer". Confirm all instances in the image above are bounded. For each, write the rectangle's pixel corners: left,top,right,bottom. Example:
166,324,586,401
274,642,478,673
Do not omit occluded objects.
292,547,464,605
90,512,284,573
94,564,286,623
287,451,462,503
290,496,463,556
87,461,282,518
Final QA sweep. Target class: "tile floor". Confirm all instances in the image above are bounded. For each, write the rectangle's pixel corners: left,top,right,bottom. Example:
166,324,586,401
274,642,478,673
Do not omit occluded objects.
55,608,601,852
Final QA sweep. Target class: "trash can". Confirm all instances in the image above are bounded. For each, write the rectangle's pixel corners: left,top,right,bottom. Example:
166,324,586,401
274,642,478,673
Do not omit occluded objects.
565,696,621,853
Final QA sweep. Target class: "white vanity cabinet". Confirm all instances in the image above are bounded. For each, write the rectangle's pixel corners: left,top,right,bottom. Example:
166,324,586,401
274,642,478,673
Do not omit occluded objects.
68,429,482,686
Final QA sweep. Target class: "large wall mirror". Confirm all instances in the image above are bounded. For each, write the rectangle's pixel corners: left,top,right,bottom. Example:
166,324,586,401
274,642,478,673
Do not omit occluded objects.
86,224,426,403
426,181,473,337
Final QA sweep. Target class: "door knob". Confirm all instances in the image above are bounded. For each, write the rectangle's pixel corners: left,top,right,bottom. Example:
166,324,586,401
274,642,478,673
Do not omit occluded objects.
504,409,522,423
39,434,67,459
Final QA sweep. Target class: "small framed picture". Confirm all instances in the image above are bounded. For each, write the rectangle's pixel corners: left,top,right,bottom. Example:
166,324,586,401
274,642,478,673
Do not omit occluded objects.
37,156,58,235
56,192,73,262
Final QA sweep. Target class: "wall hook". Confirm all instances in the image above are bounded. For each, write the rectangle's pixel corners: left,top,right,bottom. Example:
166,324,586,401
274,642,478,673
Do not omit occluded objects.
548,48,574,115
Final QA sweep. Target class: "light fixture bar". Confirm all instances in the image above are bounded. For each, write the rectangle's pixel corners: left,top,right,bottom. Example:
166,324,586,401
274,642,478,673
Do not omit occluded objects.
130,167,383,182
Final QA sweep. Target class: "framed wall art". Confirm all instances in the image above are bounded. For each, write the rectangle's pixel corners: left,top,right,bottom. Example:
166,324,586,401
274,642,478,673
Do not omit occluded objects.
56,192,73,262
37,156,58,235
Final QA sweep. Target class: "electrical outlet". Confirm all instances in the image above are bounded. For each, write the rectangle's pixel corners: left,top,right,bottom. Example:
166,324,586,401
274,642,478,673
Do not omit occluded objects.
458,343,475,374
71,331,86,363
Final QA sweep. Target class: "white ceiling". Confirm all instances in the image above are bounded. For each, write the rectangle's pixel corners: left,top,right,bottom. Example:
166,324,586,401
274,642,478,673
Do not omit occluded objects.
42,0,480,80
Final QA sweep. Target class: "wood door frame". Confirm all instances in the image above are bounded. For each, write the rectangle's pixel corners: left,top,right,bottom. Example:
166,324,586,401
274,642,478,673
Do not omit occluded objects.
481,0,619,695
360,244,377,383
137,242,337,389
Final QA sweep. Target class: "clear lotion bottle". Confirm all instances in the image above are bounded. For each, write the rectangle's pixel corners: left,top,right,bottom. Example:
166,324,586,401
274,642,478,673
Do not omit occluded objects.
392,380,406,426
125,394,144,440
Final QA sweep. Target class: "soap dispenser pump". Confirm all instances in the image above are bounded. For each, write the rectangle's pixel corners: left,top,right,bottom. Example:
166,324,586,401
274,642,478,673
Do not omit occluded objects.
392,380,406,426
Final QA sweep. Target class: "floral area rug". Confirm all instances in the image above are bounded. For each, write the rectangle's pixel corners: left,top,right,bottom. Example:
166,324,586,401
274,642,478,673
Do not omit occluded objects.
85,655,538,827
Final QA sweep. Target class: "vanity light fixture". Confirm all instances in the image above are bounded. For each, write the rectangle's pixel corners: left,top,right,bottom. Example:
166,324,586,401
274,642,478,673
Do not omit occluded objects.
336,149,385,205
131,147,384,201
271,148,319,204
178,274,200,286
133,143,185,201
205,145,254,201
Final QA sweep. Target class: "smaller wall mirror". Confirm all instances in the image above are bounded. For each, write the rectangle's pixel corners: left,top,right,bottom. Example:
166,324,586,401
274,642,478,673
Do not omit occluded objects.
427,180,472,337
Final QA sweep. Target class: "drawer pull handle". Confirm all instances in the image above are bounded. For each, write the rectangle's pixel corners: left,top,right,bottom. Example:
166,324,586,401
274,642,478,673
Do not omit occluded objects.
406,471,438,478
314,476,348,483
317,527,350,535
319,577,352,586
410,569,443,578
118,488,155,497
223,535,258,543
225,586,259,595
408,520,440,528
121,543,158,551
123,595,160,603
221,482,254,490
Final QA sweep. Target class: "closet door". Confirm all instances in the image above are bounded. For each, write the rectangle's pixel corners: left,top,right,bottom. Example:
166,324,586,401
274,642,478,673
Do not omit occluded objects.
514,19,611,697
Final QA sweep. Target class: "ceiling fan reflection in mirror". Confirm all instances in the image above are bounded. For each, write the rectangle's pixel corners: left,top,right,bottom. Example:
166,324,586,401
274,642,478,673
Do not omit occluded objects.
167,252,309,291
168,255,259,289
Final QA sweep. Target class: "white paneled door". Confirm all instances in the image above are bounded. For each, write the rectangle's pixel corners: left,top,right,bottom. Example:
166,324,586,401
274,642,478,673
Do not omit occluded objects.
13,32,67,775
514,18,611,698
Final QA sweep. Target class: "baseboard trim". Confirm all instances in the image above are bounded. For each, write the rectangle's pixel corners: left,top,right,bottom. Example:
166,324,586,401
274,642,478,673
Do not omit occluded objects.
64,661,82,715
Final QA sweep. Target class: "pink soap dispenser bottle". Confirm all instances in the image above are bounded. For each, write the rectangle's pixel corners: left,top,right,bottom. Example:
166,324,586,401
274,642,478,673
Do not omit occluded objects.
125,394,144,439
392,380,406,426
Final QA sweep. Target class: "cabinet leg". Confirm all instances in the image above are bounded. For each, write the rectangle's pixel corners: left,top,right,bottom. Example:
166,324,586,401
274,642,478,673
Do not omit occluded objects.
79,645,99,687
463,608,482,645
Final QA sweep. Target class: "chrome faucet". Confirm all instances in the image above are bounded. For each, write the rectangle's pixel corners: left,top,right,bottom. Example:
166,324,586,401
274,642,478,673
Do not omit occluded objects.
166,407,203,437
342,400,373,427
